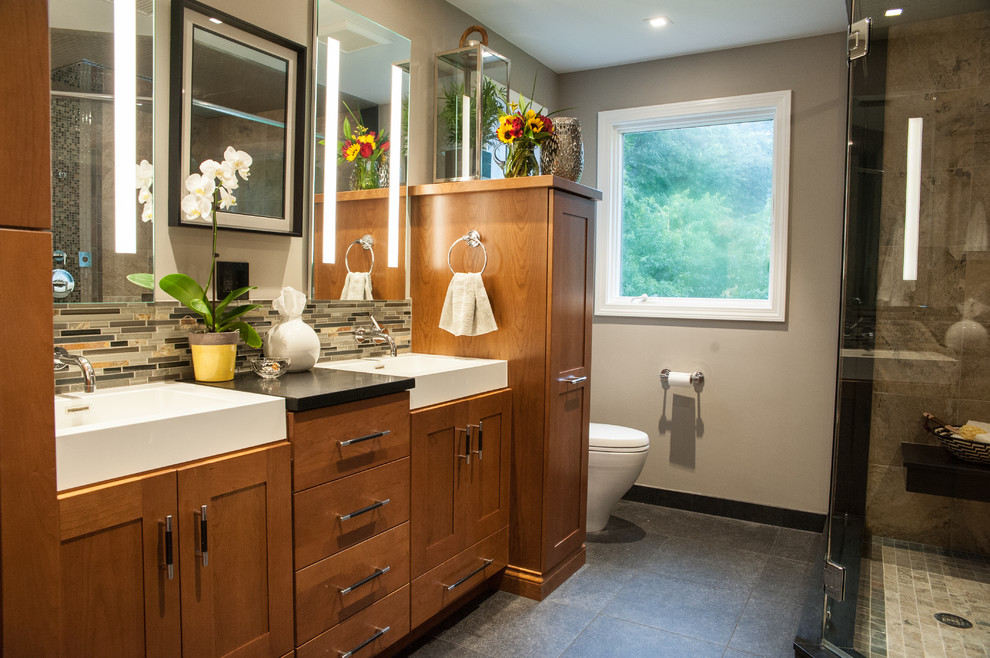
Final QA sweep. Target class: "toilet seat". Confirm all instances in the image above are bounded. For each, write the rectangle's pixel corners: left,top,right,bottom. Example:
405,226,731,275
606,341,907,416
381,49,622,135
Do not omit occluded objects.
589,423,649,452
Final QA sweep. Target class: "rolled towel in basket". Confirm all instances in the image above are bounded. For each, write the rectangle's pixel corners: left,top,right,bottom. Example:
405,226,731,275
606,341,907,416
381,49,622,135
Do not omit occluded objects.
439,272,497,336
340,272,373,300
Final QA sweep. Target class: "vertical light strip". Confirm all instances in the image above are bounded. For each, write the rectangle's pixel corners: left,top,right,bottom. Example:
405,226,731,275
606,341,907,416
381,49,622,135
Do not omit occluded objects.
114,0,137,253
460,95,470,179
387,65,402,268
903,117,923,281
322,37,340,264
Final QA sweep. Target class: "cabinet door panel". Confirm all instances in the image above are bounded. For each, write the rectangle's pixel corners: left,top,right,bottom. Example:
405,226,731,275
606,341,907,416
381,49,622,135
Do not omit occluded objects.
58,470,180,657
177,444,293,658
410,401,464,577
465,389,512,545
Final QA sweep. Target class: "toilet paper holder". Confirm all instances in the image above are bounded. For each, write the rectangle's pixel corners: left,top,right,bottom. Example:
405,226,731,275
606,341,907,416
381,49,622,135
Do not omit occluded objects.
659,368,704,387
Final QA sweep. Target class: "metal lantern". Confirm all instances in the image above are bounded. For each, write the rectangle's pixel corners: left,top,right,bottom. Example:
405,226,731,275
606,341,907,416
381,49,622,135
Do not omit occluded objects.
434,25,510,182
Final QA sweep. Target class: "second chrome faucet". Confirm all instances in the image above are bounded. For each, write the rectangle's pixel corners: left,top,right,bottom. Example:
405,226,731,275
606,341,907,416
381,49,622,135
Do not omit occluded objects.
354,316,396,357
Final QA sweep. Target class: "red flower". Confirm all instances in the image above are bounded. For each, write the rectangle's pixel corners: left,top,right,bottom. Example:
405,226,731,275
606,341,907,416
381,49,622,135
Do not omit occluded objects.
359,142,373,158
541,115,553,133
380,140,390,152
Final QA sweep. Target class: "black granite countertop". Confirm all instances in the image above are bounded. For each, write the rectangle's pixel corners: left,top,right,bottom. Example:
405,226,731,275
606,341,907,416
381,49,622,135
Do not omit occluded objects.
195,367,414,412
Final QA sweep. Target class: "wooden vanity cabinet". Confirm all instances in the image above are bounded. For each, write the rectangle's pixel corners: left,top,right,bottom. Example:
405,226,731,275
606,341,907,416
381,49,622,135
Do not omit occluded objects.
57,442,293,657
410,388,511,625
410,177,598,599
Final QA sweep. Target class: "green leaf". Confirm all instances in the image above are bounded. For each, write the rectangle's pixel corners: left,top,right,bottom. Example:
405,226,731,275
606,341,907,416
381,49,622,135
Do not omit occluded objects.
159,273,213,327
214,286,257,319
126,272,155,289
224,321,262,349
217,303,262,327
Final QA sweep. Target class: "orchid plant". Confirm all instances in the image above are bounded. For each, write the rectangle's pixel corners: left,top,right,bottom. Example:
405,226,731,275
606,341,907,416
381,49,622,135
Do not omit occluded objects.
158,146,263,348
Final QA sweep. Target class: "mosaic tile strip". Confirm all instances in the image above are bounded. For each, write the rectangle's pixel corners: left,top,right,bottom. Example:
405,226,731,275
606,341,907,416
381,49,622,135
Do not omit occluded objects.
53,299,411,394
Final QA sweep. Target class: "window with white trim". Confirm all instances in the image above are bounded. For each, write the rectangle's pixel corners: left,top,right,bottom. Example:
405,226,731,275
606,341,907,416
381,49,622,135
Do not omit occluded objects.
595,90,791,321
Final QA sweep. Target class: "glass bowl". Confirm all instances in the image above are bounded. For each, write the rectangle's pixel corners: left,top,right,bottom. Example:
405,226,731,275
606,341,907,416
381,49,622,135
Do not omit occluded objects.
250,357,291,379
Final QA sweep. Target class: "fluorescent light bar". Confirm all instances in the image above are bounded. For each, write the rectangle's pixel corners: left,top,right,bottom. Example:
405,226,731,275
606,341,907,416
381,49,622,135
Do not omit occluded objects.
646,16,670,28
322,37,340,264
460,95,470,179
208,17,223,24
114,0,137,253
388,65,402,268
885,8,903,17
903,117,923,281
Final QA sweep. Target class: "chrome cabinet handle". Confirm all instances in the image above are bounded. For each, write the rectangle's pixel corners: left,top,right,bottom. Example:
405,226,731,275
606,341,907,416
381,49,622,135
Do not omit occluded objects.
339,626,390,658
339,499,390,522
457,426,472,464
196,505,208,567
470,422,483,460
559,375,588,385
161,515,174,580
445,558,493,591
338,566,391,595
338,429,391,447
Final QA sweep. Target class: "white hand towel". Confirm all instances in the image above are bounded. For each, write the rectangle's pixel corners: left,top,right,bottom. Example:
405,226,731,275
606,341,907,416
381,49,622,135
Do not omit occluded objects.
439,272,498,336
340,272,373,300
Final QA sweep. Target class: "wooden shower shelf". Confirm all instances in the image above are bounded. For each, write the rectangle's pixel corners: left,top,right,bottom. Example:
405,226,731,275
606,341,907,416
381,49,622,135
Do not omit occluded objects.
901,442,990,503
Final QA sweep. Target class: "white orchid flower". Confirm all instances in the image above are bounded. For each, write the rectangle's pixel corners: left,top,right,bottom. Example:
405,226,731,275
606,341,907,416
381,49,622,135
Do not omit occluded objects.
184,172,216,198
223,146,252,180
199,159,221,179
141,203,153,223
180,192,213,221
219,186,237,210
216,161,239,190
136,160,154,189
138,186,152,204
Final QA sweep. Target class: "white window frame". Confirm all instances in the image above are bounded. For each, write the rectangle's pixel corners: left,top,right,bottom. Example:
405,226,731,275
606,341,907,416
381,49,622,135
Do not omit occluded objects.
595,90,791,322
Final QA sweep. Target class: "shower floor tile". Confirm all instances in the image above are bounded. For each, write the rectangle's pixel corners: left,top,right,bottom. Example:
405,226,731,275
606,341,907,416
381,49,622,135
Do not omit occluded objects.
854,536,990,657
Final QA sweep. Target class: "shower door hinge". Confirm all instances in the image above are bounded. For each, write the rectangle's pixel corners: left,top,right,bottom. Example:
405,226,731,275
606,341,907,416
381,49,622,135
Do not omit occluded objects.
823,558,846,602
848,18,871,61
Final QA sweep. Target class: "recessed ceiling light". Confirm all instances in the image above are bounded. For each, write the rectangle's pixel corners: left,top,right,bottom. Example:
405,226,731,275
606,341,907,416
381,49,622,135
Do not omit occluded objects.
885,8,903,16
645,16,671,28
209,17,223,24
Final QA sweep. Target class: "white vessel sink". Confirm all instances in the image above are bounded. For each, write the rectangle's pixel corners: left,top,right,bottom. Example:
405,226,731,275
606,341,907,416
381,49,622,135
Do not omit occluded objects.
316,353,507,409
55,382,286,491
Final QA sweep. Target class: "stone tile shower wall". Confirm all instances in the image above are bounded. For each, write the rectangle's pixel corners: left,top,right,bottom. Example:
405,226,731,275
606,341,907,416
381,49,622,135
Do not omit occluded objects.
865,10,990,554
53,300,411,394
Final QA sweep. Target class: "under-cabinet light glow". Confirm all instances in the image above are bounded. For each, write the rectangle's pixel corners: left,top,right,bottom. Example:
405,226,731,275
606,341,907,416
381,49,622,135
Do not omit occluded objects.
114,0,137,254
460,95,470,179
322,37,340,264
903,117,923,281
885,8,903,17
646,16,670,28
388,65,402,268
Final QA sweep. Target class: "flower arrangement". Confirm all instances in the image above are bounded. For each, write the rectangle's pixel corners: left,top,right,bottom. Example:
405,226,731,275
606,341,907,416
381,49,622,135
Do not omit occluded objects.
339,104,390,190
495,94,555,178
158,146,263,348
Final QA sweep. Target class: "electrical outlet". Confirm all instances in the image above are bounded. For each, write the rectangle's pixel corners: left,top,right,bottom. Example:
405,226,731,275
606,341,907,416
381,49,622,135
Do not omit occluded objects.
216,261,249,300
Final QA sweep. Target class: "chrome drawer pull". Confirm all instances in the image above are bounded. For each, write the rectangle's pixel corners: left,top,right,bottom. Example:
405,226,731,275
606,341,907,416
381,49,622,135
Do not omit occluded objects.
339,499,390,522
445,558,493,591
339,566,391,595
195,505,209,567
338,429,391,447
471,422,483,461
559,375,588,385
457,427,472,464
339,625,390,658
161,515,174,580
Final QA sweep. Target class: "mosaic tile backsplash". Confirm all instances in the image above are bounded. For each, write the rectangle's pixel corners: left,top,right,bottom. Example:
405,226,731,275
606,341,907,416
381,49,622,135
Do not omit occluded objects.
53,299,411,394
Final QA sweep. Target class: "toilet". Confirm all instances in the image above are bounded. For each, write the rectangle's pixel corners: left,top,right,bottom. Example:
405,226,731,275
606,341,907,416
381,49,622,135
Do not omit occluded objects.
586,423,650,533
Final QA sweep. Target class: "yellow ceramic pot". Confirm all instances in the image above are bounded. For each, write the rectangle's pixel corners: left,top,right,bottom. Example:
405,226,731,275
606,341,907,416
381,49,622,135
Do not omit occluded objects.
188,331,239,382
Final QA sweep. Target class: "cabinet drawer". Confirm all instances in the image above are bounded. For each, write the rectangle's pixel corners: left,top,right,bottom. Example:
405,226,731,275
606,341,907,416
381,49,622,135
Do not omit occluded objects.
294,458,410,568
295,585,409,658
289,393,410,492
410,526,508,628
295,522,410,644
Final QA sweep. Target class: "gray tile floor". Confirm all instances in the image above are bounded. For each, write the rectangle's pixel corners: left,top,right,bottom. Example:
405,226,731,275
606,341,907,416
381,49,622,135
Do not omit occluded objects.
403,500,821,658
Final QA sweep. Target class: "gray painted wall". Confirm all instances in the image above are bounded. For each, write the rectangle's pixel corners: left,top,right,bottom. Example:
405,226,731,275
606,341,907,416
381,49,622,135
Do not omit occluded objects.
559,33,848,514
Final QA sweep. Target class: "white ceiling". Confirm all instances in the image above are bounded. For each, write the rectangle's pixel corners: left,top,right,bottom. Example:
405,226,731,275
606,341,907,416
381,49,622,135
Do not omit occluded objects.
446,0,849,73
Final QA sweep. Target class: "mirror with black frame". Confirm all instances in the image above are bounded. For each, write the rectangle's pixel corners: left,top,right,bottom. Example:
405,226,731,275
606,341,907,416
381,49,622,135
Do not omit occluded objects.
311,0,411,301
49,0,154,303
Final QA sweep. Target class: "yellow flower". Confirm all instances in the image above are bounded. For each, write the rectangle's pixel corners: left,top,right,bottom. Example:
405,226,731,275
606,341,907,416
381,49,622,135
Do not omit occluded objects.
344,143,361,161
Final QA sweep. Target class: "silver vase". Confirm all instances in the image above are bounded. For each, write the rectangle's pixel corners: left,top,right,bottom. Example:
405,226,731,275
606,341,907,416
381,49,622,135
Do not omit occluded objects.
540,117,584,182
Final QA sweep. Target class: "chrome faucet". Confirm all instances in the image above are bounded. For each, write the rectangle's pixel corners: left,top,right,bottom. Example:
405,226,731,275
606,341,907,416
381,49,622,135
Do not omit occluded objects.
355,316,397,357
54,346,96,393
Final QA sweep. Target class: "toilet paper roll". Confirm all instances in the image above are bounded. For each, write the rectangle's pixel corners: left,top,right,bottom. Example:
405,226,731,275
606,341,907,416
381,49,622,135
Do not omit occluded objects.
666,371,693,387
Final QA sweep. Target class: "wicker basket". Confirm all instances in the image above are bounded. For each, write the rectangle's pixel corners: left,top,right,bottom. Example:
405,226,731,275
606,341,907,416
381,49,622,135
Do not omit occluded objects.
923,413,990,465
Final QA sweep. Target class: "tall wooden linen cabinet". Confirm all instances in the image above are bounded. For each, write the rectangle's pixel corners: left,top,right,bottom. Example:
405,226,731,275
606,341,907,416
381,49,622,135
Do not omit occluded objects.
410,176,600,600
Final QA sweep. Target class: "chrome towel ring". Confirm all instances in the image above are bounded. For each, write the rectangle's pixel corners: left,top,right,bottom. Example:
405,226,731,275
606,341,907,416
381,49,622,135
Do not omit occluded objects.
447,229,487,275
345,234,375,274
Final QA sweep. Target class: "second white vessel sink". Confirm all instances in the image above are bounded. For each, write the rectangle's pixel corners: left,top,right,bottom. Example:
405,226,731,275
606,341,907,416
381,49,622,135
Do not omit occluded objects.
55,382,286,491
316,353,507,409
